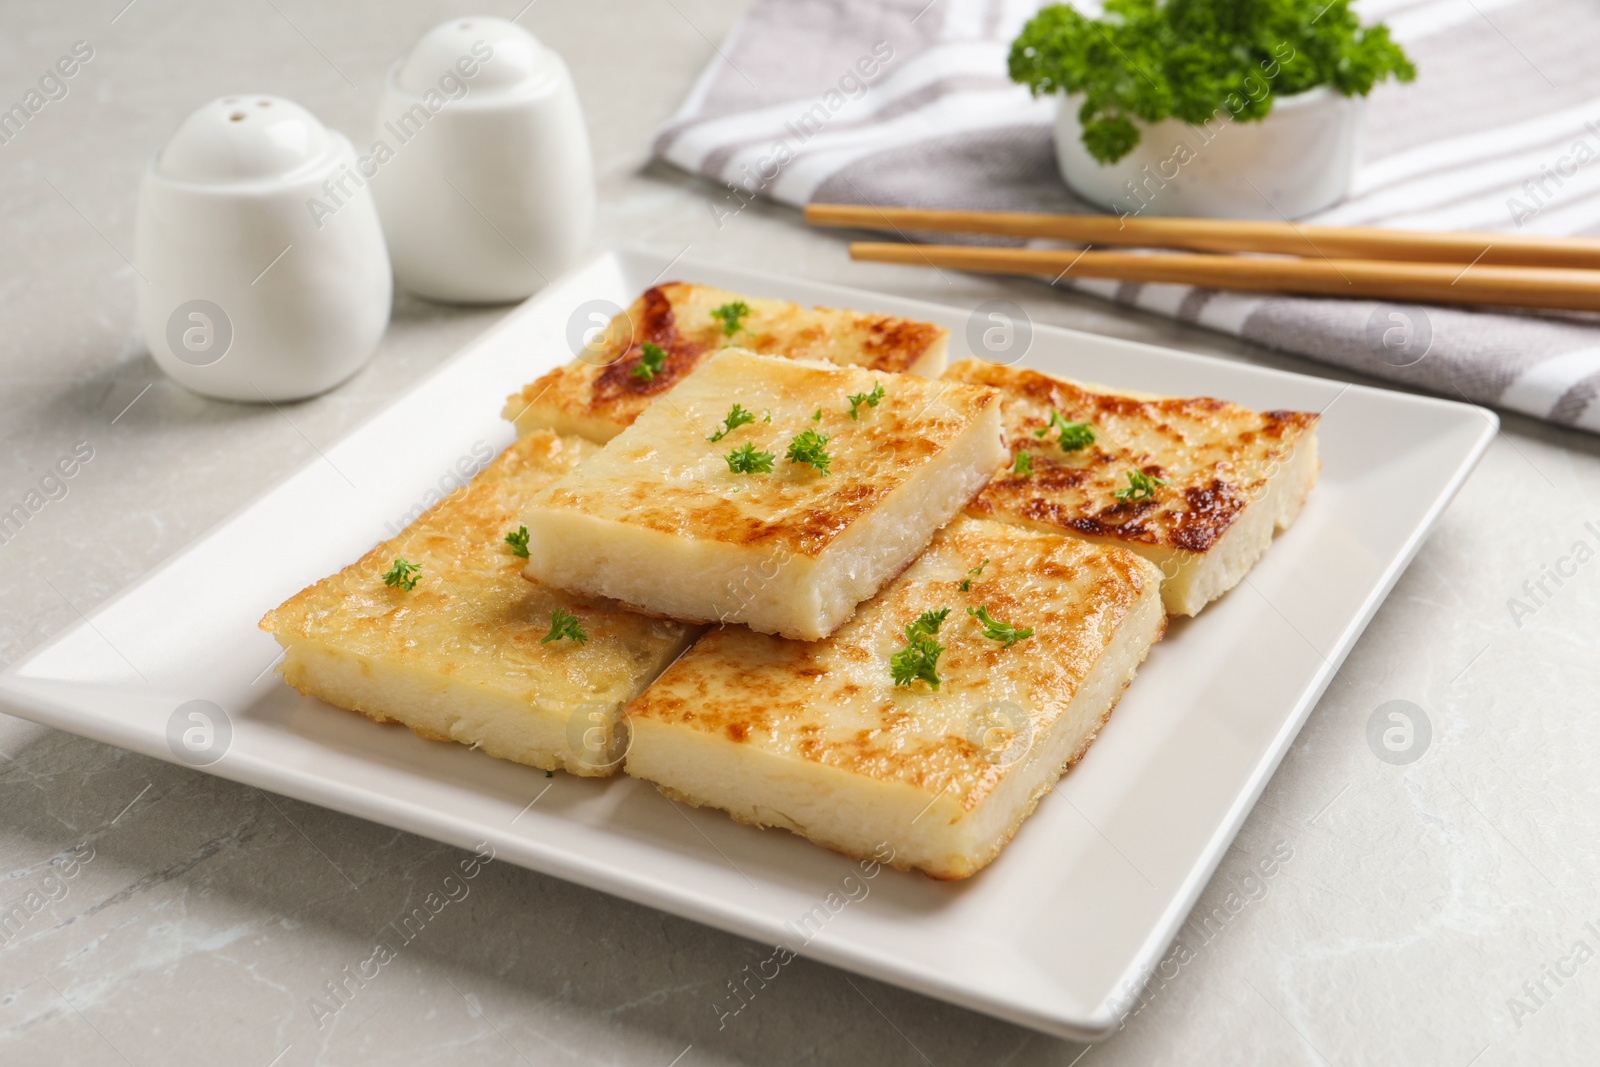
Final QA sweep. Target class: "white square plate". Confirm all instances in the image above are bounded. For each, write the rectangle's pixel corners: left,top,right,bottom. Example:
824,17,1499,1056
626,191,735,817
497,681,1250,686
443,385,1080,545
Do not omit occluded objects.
0,250,1496,1040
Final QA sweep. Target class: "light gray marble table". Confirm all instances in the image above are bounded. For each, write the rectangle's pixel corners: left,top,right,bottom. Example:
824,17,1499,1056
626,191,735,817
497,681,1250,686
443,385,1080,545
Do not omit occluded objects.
3,2,1598,1064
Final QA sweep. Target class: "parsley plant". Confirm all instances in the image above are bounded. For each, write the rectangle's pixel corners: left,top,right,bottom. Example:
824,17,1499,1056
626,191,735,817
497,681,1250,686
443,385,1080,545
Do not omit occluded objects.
1009,0,1415,164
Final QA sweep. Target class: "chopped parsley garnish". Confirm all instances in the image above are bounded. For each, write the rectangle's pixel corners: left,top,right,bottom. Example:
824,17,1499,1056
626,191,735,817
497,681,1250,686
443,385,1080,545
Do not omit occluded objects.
847,381,885,420
505,525,530,558
891,608,951,690
382,558,421,590
725,442,776,474
959,558,989,593
1115,470,1168,501
541,607,587,645
1034,410,1095,452
891,637,943,689
708,402,757,442
1012,451,1034,478
968,605,1034,648
710,300,751,337
785,429,832,474
811,408,822,422
632,342,667,381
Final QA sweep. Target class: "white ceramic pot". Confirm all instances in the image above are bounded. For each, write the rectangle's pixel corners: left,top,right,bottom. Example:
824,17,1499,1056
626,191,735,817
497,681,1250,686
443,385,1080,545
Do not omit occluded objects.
136,95,392,402
371,16,595,304
1053,87,1365,220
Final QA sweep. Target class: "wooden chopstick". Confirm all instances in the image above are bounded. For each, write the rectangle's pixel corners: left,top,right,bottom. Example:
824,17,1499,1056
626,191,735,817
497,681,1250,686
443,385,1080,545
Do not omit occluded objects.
808,203,1600,271
848,242,1600,312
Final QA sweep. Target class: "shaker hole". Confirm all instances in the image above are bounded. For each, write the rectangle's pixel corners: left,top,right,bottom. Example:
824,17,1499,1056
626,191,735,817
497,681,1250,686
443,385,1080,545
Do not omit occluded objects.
230,112,246,122
257,99,271,107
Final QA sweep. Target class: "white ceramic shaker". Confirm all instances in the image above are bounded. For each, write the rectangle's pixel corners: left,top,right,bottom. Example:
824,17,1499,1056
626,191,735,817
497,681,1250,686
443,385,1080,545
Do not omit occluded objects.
136,96,392,401
371,16,595,304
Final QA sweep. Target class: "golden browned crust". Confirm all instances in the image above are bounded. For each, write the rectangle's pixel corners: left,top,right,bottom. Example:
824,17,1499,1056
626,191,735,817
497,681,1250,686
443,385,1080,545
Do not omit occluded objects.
644,670,1150,881
626,517,1161,815
260,431,701,721
529,351,999,560
944,359,1319,553
262,431,595,643
502,282,949,441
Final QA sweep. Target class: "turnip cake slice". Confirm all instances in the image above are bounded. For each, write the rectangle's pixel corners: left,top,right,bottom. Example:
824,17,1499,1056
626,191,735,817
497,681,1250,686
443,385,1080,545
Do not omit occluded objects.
520,349,1005,640
502,281,949,443
624,517,1166,880
944,359,1319,616
260,431,702,776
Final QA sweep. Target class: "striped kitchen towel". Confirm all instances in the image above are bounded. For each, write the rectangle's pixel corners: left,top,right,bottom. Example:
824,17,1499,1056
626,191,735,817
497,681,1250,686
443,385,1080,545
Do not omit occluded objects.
652,0,1600,434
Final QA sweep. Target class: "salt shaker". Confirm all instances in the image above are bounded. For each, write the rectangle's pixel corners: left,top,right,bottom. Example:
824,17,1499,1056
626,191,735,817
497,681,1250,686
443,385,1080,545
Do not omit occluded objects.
136,96,392,402
371,16,595,304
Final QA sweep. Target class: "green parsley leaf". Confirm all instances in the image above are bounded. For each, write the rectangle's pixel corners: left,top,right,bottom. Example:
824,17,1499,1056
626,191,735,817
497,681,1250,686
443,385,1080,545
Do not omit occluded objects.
708,402,757,442
811,408,822,422
382,558,421,590
959,558,989,593
847,381,885,420
1115,470,1168,501
1033,410,1094,452
632,342,667,381
1012,451,1034,478
1008,0,1416,165
891,635,944,690
891,608,951,690
725,441,776,474
710,300,751,337
1056,421,1095,451
545,770,554,778
785,429,832,474
908,607,951,639
968,605,1034,648
630,341,667,381
541,607,587,645
505,525,530,558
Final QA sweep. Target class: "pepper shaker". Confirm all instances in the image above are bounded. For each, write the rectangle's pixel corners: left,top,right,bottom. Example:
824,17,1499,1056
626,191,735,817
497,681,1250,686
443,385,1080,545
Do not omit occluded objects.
371,16,595,304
